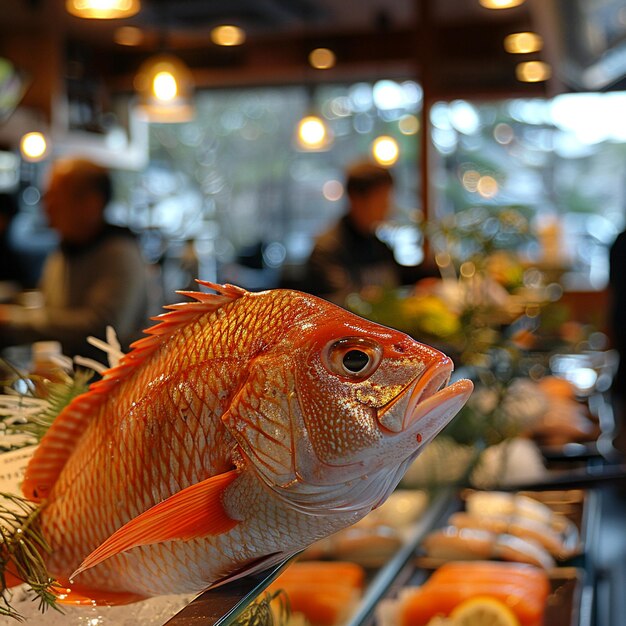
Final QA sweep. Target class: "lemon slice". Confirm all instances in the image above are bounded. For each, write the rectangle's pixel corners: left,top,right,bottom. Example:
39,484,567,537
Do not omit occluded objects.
450,596,520,626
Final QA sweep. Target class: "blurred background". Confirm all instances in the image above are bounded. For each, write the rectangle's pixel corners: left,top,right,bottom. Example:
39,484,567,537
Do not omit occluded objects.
5,4,626,626
1,0,625,311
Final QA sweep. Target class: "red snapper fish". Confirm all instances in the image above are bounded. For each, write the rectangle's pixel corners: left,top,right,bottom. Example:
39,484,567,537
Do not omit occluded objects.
16,282,472,603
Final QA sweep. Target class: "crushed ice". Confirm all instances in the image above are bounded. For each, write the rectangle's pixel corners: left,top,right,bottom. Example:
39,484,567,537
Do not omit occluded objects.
0,586,193,625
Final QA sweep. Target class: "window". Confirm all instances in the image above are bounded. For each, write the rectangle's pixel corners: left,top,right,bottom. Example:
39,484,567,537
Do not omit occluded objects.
430,93,626,291
111,81,422,296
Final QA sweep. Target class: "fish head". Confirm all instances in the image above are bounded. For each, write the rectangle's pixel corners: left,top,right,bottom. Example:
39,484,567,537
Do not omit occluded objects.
223,293,472,515
291,310,473,483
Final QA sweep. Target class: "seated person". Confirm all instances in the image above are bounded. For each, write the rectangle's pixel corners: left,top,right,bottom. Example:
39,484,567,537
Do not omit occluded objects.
0,157,150,362
304,159,434,302
0,192,28,290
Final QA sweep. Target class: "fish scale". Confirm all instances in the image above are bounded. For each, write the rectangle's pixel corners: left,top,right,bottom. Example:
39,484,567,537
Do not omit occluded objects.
11,282,472,604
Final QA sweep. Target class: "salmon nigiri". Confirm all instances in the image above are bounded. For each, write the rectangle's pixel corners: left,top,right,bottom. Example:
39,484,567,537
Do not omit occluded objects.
399,561,550,626
4,282,472,609
267,561,366,626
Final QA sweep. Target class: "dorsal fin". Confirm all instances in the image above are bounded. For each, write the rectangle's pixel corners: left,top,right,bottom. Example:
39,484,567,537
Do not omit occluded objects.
96,281,248,394
22,281,248,503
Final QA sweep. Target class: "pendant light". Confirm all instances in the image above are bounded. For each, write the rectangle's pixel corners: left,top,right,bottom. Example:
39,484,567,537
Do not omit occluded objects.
296,114,331,151
211,25,246,47
371,135,399,167
294,80,332,151
479,0,525,8
135,53,195,123
66,0,140,19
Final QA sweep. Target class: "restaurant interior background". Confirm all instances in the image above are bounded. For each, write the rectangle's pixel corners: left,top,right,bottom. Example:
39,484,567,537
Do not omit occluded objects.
2,0,626,318
3,2,626,626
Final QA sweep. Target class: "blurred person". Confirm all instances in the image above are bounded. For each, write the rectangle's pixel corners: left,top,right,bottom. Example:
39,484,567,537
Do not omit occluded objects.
0,157,150,362
303,159,434,302
609,229,626,456
0,191,28,289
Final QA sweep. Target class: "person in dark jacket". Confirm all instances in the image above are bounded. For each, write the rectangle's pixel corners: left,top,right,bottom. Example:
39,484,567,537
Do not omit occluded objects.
304,159,432,303
609,229,626,455
0,192,28,288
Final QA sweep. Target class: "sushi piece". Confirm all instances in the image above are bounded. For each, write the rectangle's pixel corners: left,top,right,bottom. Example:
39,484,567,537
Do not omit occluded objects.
448,511,574,559
267,561,366,626
398,561,550,626
422,526,555,569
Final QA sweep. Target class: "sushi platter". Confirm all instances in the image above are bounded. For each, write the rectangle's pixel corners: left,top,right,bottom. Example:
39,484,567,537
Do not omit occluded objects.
164,486,598,626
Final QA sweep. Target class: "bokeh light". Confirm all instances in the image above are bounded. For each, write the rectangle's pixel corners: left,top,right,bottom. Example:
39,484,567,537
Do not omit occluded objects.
211,25,246,46
322,180,344,201
372,135,399,166
504,32,543,54
309,48,336,69
516,61,552,83
462,170,481,192
399,114,420,135
477,175,499,198
296,115,329,150
479,0,525,8
66,0,140,19
20,132,48,161
153,71,178,101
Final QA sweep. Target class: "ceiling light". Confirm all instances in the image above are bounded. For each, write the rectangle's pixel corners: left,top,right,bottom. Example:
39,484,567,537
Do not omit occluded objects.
372,136,399,167
309,48,336,70
479,0,525,9
516,60,552,82
504,32,543,54
211,25,246,47
296,115,331,151
20,132,48,162
66,0,140,19
135,54,195,123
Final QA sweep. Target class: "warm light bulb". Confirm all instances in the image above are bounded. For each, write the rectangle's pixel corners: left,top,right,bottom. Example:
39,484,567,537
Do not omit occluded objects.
135,54,195,123
309,48,336,70
479,0,525,8
504,32,543,54
153,71,178,101
372,136,399,166
66,0,140,19
297,116,328,149
516,60,552,82
211,25,246,46
20,132,48,161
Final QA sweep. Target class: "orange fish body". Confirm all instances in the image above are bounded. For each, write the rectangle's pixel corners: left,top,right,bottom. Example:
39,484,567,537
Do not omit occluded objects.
21,283,472,602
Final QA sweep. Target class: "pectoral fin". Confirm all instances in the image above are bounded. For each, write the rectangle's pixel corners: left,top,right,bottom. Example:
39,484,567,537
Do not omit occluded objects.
71,469,240,580
54,581,148,606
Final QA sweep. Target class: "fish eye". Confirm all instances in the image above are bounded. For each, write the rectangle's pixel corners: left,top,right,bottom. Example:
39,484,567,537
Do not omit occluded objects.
322,337,383,380
343,349,370,373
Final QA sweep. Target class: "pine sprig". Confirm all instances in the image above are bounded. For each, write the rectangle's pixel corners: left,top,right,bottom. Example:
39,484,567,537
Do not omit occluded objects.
7,368,93,440
0,493,62,620
0,365,92,619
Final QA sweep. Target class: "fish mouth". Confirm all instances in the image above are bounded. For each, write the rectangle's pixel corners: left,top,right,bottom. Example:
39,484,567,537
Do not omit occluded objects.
378,359,473,443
